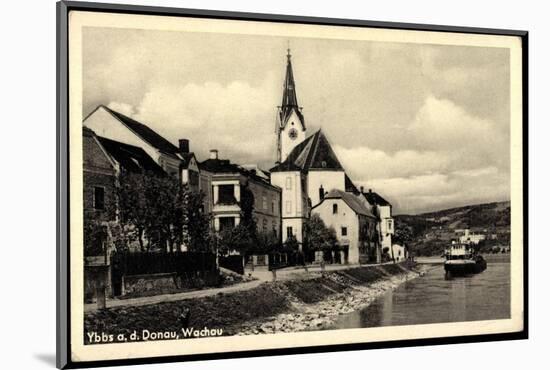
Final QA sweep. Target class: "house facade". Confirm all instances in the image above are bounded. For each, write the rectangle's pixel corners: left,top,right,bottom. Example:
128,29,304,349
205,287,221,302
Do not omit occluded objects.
312,190,378,264
391,244,407,262
83,126,118,224
199,150,282,237
363,189,394,256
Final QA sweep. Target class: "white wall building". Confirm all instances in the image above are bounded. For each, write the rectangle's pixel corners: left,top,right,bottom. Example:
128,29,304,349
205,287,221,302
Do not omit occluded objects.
312,190,378,264
391,244,407,262
363,189,394,255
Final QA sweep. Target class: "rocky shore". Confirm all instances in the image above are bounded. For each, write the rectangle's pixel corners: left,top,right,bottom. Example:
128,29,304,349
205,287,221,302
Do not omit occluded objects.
84,262,427,343
237,264,427,335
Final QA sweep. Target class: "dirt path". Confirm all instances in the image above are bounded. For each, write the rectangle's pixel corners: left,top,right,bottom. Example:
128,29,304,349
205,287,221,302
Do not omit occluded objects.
84,279,264,313
85,262,396,313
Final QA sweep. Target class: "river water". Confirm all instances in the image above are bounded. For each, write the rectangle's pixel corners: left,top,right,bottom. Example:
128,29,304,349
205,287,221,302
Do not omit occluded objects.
331,262,510,329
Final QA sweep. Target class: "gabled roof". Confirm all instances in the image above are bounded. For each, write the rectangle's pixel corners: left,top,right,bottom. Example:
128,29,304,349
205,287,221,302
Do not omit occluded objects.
100,105,181,159
270,129,344,173
363,190,391,207
179,152,197,170
83,126,117,173
97,136,166,175
317,189,376,218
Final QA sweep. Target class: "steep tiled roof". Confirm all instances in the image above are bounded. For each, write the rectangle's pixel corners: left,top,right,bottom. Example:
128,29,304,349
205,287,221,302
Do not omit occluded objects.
345,174,360,194
363,191,391,207
319,189,376,218
97,136,165,175
270,129,344,173
102,106,181,158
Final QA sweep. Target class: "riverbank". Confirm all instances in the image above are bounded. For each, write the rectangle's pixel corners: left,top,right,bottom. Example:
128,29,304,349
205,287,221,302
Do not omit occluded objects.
236,263,427,334
84,262,427,343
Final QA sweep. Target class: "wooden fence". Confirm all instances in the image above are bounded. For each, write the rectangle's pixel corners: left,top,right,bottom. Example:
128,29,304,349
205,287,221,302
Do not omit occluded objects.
110,251,217,296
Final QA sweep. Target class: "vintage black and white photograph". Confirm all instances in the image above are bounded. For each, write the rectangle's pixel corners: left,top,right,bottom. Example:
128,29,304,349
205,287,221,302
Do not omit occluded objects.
63,5,525,365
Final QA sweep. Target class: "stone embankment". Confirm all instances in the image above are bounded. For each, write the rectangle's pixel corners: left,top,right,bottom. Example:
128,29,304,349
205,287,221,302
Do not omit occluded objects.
237,263,426,334
84,262,427,343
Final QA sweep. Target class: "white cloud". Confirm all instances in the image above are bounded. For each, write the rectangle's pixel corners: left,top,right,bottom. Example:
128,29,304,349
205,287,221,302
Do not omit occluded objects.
358,168,509,214
107,102,137,117
108,74,280,166
334,145,451,180
409,95,497,148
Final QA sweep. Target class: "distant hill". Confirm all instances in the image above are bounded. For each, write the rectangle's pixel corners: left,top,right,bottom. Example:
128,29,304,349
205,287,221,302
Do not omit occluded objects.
394,201,510,256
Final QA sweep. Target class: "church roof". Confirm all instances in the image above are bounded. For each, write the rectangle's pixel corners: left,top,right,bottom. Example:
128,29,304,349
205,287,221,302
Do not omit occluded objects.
270,129,344,173
317,189,376,218
345,174,360,194
97,136,166,175
101,105,181,158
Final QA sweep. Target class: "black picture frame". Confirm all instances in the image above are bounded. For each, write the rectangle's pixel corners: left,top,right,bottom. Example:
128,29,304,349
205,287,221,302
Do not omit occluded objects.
56,1,529,368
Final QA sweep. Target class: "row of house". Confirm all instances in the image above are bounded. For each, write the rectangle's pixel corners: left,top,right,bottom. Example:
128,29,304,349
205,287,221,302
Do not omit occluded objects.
83,49,395,264
83,105,282,251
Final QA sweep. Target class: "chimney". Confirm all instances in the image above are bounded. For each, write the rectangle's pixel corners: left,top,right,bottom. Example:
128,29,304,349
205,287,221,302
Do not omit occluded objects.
178,139,189,154
369,188,372,193
360,186,364,193
210,149,219,160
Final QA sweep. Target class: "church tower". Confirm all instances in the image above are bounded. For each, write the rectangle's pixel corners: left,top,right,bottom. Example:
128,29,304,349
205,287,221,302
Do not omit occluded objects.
276,49,306,163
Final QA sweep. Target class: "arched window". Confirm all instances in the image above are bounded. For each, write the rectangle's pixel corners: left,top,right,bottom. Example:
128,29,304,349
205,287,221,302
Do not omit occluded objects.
333,204,338,214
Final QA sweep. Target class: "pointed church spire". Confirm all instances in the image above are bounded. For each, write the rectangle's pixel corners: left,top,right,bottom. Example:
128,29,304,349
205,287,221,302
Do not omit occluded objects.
276,47,306,163
281,48,299,110
279,48,305,131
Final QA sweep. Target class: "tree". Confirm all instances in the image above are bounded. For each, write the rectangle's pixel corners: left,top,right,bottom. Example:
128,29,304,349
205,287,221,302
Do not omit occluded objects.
181,188,211,252
283,235,300,252
304,214,337,252
394,220,414,259
217,223,254,256
239,182,257,242
83,216,108,256
256,230,280,254
117,171,150,251
117,171,187,252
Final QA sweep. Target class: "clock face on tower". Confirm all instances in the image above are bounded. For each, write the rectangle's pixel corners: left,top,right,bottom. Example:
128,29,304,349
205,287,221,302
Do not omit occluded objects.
288,128,298,140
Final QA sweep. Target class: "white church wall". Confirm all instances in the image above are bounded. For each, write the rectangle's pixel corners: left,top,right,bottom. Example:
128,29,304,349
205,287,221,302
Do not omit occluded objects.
271,171,307,243
271,171,305,218
281,218,304,244
307,170,346,207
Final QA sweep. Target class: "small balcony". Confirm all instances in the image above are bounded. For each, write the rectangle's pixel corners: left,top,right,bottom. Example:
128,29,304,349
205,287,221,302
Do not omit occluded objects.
212,183,241,213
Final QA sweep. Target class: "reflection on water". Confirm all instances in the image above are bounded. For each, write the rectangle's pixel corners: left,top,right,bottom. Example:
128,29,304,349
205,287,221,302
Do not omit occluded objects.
331,262,510,329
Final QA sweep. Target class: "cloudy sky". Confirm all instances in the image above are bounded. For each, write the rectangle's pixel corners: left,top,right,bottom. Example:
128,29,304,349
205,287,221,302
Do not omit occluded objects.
83,27,510,215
